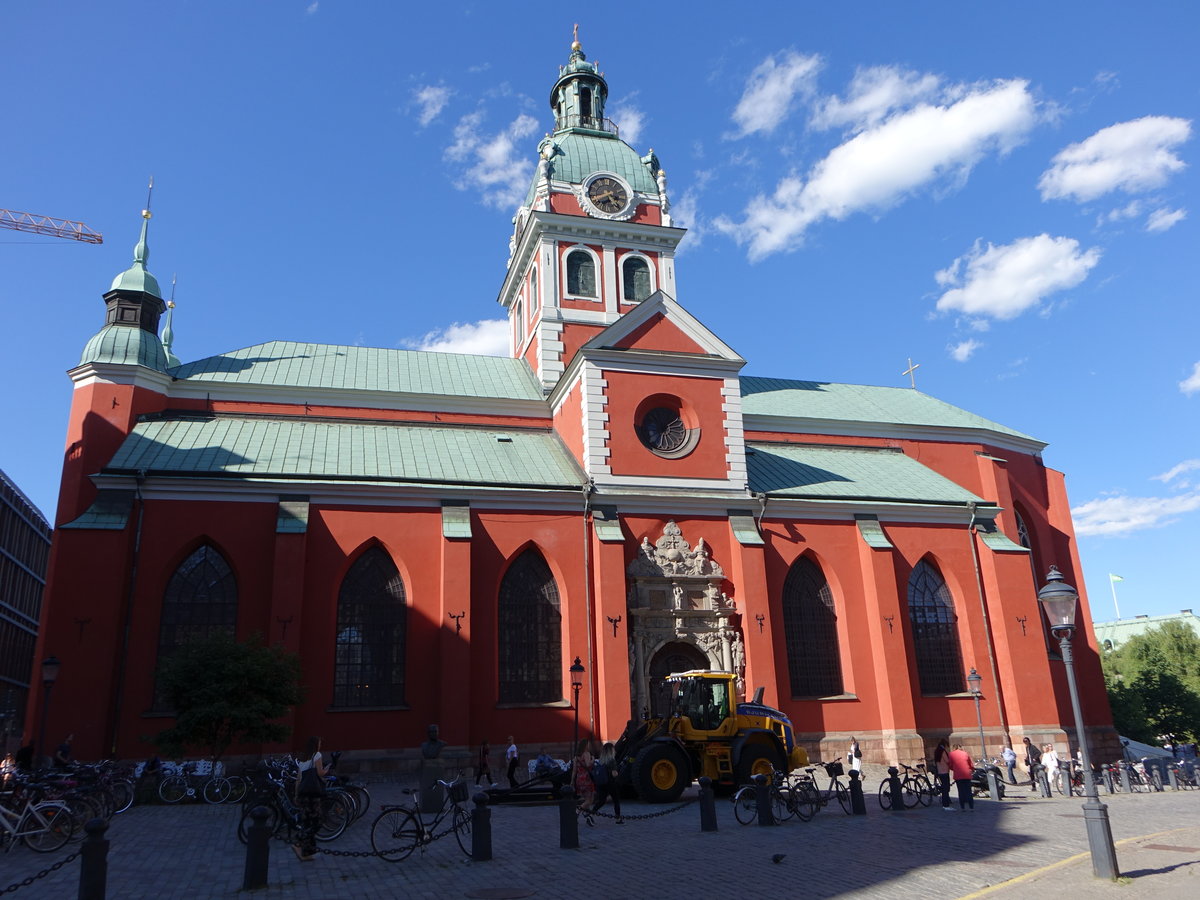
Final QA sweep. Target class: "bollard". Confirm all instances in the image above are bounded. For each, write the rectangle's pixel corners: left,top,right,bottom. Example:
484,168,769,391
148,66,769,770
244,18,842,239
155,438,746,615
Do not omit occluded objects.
887,766,904,811
1119,764,1131,793
242,805,271,891
848,769,866,815
753,774,775,826
78,818,109,900
558,785,578,849
986,770,1002,802
1149,763,1164,792
1062,763,1073,797
470,792,493,861
1102,766,1114,794
1168,765,1179,791
698,776,718,832
1037,769,1052,798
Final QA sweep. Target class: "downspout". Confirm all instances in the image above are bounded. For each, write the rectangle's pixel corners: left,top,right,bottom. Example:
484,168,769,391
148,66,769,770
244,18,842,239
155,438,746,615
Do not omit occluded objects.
754,491,768,531
581,482,596,742
109,469,147,756
966,502,1011,746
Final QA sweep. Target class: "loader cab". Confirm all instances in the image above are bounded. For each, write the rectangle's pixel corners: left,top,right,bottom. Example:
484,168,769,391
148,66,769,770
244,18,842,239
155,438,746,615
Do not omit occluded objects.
665,671,737,737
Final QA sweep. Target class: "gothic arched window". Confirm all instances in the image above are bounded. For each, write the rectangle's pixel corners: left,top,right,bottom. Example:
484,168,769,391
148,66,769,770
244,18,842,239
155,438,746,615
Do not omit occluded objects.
334,547,407,708
154,544,237,707
498,548,562,704
907,559,965,695
622,256,652,302
1015,509,1059,657
782,556,843,697
566,250,597,297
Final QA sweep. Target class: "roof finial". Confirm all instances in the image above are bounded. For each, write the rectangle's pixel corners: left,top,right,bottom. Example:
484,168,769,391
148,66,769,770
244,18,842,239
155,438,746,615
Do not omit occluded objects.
133,175,154,267
110,176,162,298
572,23,580,50
161,273,180,367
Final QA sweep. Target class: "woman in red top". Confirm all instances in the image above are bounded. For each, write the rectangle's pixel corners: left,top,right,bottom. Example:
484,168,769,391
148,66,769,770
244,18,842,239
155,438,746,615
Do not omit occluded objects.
947,744,975,811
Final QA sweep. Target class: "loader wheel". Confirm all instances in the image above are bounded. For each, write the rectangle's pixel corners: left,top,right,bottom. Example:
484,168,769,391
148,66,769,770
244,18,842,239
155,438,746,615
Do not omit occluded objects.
632,743,688,803
734,744,782,786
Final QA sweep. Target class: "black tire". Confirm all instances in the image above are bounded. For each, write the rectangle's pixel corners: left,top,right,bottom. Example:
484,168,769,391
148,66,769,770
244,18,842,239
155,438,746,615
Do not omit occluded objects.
453,806,472,856
632,743,688,803
110,780,135,814
732,786,757,824
771,786,792,822
371,808,420,862
158,775,187,804
834,782,851,814
878,780,893,810
237,802,282,845
900,779,920,808
203,776,232,804
225,775,248,805
733,743,782,788
23,805,73,853
910,776,933,807
316,792,350,842
791,784,817,821
347,784,371,819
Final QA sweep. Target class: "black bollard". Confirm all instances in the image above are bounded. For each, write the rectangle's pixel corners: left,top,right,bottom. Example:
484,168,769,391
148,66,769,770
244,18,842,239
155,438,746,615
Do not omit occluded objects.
753,774,775,826
887,767,904,811
1062,763,1073,797
698,776,718,832
558,786,578,849
1119,764,1131,793
1037,769,1052,798
1168,765,1179,791
986,770,1002,802
848,769,866,815
78,818,109,900
471,792,493,861
1102,767,1115,794
242,805,271,891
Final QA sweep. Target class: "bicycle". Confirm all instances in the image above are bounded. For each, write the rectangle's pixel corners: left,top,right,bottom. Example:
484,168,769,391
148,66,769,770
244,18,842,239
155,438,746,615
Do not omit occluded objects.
0,786,74,853
796,758,851,815
370,776,471,861
732,770,813,824
877,765,921,810
235,771,351,845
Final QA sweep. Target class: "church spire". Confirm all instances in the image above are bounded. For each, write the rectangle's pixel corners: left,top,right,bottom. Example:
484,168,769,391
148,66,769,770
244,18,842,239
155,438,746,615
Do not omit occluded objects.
109,178,162,299
161,275,180,368
550,25,611,136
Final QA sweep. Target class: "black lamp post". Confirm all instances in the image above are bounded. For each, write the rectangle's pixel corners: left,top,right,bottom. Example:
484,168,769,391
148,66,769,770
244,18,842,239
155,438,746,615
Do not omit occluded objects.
37,655,61,766
967,667,987,761
1038,566,1119,880
570,656,585,757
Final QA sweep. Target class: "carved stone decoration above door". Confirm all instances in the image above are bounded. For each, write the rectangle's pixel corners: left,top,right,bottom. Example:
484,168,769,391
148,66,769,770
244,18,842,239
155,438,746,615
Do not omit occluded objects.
625,521,744,718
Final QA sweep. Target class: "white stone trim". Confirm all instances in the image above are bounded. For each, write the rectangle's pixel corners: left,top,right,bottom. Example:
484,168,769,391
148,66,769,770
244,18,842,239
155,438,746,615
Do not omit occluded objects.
722,377,749,486
618,250,658,305
582,362,611,476
741,414,1047,456
70,363,172,393
560,244,603,303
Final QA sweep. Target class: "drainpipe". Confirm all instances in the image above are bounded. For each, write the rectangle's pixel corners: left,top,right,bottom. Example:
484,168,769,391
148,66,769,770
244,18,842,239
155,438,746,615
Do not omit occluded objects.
581,482,596,743
109,470,147,756
966,502,1011,747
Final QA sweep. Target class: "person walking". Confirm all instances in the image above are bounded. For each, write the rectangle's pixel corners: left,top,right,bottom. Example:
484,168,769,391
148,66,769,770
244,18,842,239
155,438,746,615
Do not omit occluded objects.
933,738,953,810
293,736,327,861
947,743,975,811
505,735,520,788
1023,736,1041,791
589,742,623,824
1001,744,1017,784
1041,743,1061,793
475,740,493,786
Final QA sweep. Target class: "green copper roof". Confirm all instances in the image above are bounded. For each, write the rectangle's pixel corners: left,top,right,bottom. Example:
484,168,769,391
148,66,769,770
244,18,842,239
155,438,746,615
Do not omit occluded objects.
526,131,658,205
61,489,134,530
103,416,587,488
171,341,545,401
109,211,162,299
747,443,984,505
741,377,1038,443
80,325,169,371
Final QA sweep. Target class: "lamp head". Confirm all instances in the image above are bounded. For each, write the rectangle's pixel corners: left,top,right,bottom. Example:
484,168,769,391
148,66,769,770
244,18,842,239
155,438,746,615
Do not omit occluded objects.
967,667,982,696
570,656,585,688
1037,565,1079,638
41,656,61,687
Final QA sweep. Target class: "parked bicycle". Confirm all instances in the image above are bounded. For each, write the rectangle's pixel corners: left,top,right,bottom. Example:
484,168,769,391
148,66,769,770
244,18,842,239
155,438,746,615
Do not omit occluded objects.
235,769,351,845
877,762,932,809
732,769,816,824
793,758,851,815
370,776,472,861
0,783,74,853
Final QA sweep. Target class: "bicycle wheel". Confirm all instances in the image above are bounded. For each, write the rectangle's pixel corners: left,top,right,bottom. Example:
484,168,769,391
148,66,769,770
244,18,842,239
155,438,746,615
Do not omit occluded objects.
225,775,248,805
110,780,135,814
237,802,282,845
316,792,351,842
834,782,851,814
371,808,420,862
347,784,371,820
900,778,920,808
732,786,757,825
158,775,188,804
453,806,472,855
770,786,792,822
791,784,817,822
912,776,933,807
203,776,232,804
878,780,893,810
22,805,73,853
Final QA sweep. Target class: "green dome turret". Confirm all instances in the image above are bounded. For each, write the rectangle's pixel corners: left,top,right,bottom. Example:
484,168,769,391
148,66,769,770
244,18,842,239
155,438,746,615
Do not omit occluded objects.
109,208,162,299
80,324,169,370
550,27,612,137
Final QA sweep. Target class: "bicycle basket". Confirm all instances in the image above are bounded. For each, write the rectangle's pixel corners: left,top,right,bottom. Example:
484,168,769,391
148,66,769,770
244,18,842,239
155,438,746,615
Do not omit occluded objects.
449,781,469,803
824,761,844,777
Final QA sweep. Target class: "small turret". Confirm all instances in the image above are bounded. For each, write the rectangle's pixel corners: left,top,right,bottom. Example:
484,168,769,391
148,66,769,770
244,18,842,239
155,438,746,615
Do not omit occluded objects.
549,26,613,137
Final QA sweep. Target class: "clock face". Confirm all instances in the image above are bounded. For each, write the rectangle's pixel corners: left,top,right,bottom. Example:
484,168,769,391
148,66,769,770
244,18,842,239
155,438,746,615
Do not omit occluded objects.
587,176,629,214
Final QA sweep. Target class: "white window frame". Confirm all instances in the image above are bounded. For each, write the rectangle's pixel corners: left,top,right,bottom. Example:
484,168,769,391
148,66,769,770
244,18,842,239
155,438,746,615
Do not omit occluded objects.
619,251,657,304
562,245,602,302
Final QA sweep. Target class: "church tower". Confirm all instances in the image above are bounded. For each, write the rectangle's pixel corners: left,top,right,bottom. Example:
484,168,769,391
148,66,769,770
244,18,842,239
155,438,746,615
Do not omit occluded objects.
497,32,686,391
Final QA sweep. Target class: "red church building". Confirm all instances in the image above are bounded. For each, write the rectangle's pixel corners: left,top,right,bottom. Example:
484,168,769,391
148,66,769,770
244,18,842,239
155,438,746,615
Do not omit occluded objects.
30,37,1115,769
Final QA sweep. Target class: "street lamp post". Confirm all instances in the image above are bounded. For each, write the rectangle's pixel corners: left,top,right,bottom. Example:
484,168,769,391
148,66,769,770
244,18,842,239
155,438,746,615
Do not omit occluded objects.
570,657,585,758
36,656,61,766
1038,566,1120,880
967,667,987,762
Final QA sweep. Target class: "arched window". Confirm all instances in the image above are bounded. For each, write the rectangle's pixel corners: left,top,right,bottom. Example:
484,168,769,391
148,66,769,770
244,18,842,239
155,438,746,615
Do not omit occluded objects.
154,544,237,707
579,87,592,120
530,267,539,310
498,548,561,703
782,556,843,697
622,256,652,302
334,546,407,708
1015,509,1058,657
566,249,597,297
907,559,965,694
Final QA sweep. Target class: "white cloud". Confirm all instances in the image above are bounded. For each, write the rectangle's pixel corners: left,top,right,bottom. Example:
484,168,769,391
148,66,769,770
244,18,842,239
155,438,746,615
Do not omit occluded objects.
404,319,509,356
934,234,1101,320
306,2,318,14
949,339,982,361
1098,199,1144,225
1181,361,1200,395
1146,206,1186,233
812,66,940,132
444,112,538,209
413,84,452,127
610,100,646,147
722,79,1037,259
1154,459,1200,483
1072,492,1200,536
1039,115,1192,202
730,51,821,138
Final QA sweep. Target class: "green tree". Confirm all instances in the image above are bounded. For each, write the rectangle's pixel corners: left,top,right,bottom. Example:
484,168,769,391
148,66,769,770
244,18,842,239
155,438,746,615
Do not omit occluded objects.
1101,622,1200,743
153,632,303,761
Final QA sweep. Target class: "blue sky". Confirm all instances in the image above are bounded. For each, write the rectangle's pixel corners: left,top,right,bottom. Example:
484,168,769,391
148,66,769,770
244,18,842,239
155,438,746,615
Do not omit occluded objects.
2,1,1196,622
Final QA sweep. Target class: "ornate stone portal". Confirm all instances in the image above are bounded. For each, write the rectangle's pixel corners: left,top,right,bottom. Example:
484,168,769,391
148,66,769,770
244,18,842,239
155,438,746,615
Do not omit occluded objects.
626,521,745,717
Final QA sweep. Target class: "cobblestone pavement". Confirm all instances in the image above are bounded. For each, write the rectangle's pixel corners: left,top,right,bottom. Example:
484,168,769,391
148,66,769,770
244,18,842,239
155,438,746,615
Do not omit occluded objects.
1,774,1196,899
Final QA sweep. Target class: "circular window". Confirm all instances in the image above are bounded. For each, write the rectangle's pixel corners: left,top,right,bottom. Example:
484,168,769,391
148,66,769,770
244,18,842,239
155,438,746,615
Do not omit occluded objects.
636,397,700,459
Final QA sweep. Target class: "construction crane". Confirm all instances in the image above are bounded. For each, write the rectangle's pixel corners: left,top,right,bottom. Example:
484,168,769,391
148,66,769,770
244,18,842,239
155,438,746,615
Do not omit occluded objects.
0,208,103,244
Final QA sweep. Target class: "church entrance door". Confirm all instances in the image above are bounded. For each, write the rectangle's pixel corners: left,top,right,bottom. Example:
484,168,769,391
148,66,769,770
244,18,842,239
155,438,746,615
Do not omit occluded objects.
646,641,708,718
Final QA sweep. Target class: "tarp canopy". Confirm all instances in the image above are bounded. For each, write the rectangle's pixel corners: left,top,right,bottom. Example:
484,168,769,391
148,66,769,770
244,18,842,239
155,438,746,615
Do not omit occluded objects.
1120,737,1173,759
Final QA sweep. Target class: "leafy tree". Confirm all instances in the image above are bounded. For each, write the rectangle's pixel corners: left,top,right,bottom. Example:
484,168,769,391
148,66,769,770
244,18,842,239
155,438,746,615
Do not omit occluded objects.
1104,673,1152,743
1101,621,1200,743
153,632,302,761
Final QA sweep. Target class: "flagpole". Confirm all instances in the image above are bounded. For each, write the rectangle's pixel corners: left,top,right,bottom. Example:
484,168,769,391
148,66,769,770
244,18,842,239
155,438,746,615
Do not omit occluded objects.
1109,575,1121,620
